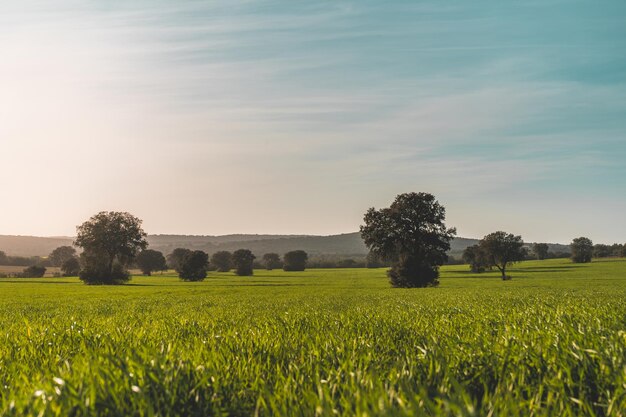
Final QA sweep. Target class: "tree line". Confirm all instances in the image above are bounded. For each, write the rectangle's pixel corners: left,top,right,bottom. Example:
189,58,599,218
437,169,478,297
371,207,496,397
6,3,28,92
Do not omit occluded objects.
2,195,624,284
360,192,626,288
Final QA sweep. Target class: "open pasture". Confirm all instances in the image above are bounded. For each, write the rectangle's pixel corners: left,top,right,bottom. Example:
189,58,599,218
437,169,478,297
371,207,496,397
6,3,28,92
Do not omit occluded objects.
0,258,625,416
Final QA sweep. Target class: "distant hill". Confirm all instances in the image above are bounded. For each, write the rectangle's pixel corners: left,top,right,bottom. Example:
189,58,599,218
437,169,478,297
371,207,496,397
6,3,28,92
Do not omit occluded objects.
0,233,570,259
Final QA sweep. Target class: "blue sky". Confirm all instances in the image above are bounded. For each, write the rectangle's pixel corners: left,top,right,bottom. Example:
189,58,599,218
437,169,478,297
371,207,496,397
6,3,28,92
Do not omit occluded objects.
1,0,625,243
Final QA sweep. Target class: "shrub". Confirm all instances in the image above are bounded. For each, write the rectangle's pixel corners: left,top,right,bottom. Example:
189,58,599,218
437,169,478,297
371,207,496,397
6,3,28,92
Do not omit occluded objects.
21,265,47,278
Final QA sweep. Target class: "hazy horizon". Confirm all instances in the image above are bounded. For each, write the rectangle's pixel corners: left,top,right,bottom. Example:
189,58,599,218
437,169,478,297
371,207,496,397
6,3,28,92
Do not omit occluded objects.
2,1,625,244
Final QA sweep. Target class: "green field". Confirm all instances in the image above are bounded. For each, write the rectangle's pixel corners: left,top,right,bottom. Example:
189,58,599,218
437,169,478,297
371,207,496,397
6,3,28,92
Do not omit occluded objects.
1,259,625,416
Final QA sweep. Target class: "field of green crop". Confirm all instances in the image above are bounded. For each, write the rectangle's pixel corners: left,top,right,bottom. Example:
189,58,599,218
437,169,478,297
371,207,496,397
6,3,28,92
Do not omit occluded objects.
0,258,625,416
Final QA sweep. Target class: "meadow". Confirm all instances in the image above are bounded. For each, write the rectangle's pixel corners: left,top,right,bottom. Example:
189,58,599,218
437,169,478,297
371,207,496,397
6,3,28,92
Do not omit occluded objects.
0,258,625,416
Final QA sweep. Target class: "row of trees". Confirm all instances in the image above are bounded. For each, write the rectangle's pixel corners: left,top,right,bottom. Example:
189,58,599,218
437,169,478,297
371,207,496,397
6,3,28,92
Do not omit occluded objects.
360,192,625,288
42,212,313,284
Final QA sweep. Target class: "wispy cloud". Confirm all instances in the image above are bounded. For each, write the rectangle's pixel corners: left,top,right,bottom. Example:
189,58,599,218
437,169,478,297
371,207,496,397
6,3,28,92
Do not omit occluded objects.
0,0,625,241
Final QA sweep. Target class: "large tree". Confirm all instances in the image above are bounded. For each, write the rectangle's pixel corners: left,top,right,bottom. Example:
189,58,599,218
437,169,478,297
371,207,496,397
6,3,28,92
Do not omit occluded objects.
571,237,593,263
360,192,456,288
48,246,77,267
283,250,308,272
478,231,526,280
179,250,209,281
232,249,255,276
532,243,549,261
261,253,281,270
74,211,148,285
211,251,232,272
136,249,167,276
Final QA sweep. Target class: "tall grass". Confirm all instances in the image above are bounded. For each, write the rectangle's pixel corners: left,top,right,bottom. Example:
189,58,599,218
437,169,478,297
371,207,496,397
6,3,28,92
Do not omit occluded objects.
0,259,624,416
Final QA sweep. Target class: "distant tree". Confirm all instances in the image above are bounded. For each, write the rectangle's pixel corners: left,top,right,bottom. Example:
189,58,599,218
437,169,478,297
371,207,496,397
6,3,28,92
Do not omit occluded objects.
211,251,232,272
74,211,148,285
136,249,167,276
232,249,255,276
532,243,549,261
61,257,81,277
366,252,383,268
462,244,489,273
283,250,308,272
478,231,526,280
167,248,192,273
337,259,357,268
48,246,77,267
571,237,593,263
21,265,46,278
261,253,281,270
179,250,209,281
621,244,626,258
0,251,8,265
360,192,456,288
592,244,612,258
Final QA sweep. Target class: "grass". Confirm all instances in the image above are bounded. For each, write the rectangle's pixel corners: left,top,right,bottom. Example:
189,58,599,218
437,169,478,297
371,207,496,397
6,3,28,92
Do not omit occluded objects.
0,258,625,416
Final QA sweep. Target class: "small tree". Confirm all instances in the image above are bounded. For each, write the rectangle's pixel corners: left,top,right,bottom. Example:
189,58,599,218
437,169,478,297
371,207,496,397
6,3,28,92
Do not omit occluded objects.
48,246,77,267
211,251,232,272
462,244,489,273
261,253,281,270
232,249,255,276
571,237,593,263
0,251,8,265
532,243,549,260
360,192,456,288
283,250,308,272
61,257,81,277
479,231,526,280
74,211,148,285
167,248,192,273
179,250,209,281
136,249,167,276
621,244,626,258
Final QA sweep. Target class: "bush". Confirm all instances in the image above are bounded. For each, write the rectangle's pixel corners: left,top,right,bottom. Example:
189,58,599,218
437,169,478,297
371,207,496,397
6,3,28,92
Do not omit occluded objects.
21,265,47,278
388,261,439,288
179,251,209,282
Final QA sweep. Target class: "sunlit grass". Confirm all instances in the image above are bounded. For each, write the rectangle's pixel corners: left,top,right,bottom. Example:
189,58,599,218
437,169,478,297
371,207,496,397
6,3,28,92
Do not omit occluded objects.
0,258,625,416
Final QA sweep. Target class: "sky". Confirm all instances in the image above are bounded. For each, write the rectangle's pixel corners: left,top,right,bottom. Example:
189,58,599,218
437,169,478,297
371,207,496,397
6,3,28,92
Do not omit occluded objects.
1,0,625,243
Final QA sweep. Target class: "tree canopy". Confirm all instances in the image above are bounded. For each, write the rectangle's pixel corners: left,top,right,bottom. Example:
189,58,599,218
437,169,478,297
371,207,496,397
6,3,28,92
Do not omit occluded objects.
283,250,308,272
211,251,233,272
360,192,456,287
167,248,192,273
178,250,209,281
478,231,526,280
232,249,255,276
48,246,77,267
74,211,148,285
136,249,167,276
571,237,593,263
532,243,549,260
261,253,282,270
462,244,489,273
